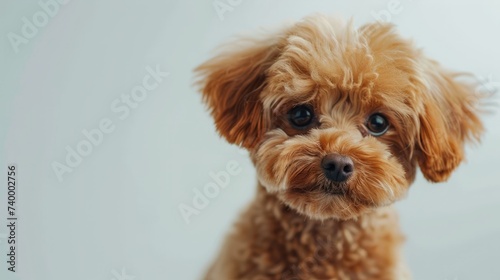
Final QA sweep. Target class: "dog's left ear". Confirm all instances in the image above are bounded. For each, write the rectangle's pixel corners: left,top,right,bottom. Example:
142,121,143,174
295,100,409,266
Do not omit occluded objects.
417,60,484,182
194,35,282,149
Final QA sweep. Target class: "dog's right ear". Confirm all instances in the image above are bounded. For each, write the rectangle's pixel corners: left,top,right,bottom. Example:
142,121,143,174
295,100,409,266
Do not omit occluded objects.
194,35,282,149
416,61,484,183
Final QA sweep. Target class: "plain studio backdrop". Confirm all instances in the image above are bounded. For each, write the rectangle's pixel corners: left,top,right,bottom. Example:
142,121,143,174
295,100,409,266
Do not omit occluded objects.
1,1,499,279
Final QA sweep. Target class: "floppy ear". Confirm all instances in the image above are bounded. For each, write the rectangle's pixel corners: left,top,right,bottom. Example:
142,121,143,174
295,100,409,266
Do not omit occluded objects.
194,35,282,149
417,60,484,182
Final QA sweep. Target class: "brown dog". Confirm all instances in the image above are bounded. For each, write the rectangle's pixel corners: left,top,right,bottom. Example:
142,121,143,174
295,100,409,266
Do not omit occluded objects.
195,15,483,280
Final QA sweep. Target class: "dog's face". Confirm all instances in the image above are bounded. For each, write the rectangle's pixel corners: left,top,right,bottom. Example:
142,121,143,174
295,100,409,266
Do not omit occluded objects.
196,16,483,220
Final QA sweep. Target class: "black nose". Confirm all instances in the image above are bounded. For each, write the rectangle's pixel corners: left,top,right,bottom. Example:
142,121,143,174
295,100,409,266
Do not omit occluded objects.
321,153,354,183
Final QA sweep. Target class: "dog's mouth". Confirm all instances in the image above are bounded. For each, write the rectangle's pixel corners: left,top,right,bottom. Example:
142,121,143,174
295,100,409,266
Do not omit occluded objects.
289,183,348,196
322,184,346,195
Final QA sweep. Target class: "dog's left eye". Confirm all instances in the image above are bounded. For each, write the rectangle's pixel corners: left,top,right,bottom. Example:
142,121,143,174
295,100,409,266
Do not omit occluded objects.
366,113,389,136
288,105,314,129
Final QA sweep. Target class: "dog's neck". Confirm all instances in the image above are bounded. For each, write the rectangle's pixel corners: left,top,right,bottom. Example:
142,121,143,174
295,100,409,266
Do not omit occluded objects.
242,183,402,256
252,183,395,227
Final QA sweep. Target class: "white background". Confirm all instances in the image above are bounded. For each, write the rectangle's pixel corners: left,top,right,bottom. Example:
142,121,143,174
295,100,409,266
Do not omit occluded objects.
1,1,499,279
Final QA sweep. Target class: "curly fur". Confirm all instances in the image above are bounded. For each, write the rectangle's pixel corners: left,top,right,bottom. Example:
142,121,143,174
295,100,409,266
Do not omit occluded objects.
195,14,483,280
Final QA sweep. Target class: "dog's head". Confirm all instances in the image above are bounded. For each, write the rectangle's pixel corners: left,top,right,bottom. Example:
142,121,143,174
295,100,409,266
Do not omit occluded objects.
195,15,483,220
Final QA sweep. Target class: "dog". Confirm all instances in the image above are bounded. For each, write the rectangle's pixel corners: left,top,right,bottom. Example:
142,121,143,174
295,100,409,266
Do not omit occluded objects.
194,14,483,280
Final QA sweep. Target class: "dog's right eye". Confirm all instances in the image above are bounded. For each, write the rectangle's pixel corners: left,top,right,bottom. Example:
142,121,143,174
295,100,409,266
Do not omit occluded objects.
288,105,314,129
366,113,390,136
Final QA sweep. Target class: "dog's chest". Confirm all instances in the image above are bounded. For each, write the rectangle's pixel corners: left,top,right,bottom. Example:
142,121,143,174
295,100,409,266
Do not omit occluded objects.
235,207,403,280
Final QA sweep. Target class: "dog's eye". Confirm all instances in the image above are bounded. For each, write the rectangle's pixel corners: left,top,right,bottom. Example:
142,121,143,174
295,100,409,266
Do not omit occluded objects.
288,105,314,129
366,113,389,136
